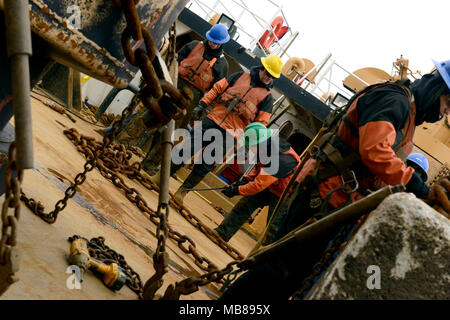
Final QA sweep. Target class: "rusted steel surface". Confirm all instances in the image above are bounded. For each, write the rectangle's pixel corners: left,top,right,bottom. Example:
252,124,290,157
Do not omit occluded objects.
29,0,188,87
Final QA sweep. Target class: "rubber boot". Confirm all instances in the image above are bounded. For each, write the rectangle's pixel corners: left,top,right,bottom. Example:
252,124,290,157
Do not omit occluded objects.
173,171,203,206
116,114,147,148
214,197,255,242
213,213,245,242
147,161,183,187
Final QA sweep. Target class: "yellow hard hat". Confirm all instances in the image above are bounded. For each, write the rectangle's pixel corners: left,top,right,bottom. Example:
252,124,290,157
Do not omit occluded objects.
261,55,283,78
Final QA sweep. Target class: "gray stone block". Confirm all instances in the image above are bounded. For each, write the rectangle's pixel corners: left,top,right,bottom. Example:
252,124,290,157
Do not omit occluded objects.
306,193,450,300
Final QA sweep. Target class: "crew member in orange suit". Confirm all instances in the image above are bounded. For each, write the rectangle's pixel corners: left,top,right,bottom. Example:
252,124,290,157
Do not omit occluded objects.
214,123,301,244
220,59,450,301
169,55,283,205
142,24,230,176
176,23,230,128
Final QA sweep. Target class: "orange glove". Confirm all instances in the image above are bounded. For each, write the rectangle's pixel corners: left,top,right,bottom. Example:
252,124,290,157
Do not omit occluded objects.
427,175,450,217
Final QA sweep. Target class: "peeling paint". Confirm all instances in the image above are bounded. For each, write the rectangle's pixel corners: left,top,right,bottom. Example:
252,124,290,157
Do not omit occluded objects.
30,0,131,87
28,0,185,87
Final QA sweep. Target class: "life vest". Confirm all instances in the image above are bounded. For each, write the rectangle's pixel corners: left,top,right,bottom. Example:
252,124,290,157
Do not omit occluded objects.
337,82,416,163
268,147,301,197
178,42,218,93
208,73,270,133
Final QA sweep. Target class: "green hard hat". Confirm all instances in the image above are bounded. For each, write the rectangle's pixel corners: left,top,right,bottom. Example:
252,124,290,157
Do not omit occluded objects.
244,122,272,146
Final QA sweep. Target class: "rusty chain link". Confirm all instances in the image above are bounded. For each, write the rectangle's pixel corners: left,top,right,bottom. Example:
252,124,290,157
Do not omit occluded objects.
428,178,450,218
161,260,243,300
62,128,242,299
112,0,142,41
428,163,450,187
64,127,243,259
56,128,243,297
118,1,189,122
20,98,135,224
142,202,170,300
69,235,144,299
165,23,177,69
63,128,244,263
0,143,23,296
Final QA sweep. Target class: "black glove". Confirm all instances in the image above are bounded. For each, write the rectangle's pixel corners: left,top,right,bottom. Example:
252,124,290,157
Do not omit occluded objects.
222,184,240,198
192,101,207,121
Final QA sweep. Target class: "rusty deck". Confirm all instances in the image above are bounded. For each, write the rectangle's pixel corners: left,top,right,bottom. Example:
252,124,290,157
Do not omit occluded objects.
1,95,256,300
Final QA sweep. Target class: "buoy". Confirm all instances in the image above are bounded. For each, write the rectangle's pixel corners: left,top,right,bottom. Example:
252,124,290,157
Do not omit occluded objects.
257,16,287,49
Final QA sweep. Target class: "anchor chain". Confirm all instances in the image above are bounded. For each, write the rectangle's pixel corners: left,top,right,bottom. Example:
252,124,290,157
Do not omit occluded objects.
142,203,170,300
0,143,23,296
19,1,238,299
118,0,189,123
64,128,242,292
63,128,244,263
20,96,135,224
165,23,177,69
161,261,242,300
426,164,450,218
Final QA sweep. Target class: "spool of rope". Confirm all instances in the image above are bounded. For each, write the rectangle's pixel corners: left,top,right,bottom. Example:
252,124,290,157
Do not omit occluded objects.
281,57,306,81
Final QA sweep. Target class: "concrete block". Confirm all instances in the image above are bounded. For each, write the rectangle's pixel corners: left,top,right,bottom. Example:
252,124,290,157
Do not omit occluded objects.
307,193,450,300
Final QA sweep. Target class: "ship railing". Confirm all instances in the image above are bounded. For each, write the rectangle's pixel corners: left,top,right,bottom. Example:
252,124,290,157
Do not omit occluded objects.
185,1,371,110
271,54,371,121
187,0,298,58
288,54,370,109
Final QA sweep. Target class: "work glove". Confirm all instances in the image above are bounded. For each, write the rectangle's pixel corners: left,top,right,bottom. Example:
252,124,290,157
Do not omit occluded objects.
192,101,207,121
426,175,450,217
222,184,240,198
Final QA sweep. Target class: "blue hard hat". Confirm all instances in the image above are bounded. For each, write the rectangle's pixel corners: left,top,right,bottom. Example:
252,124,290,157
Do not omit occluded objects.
205,24,230,44
433,59,450,92
406,153,429,181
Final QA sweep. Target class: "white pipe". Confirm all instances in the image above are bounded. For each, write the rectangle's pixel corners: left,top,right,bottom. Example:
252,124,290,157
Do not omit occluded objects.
207,0,220,20
303,53,332,90
192,0,212,21
334,62,370,86
279,31,298,58
326,60,334,98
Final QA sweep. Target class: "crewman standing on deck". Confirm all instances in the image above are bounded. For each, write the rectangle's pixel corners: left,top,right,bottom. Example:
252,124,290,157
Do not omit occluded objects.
214,122,301,244
117,24,230,174
161,55,284,206
175,23,230,127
